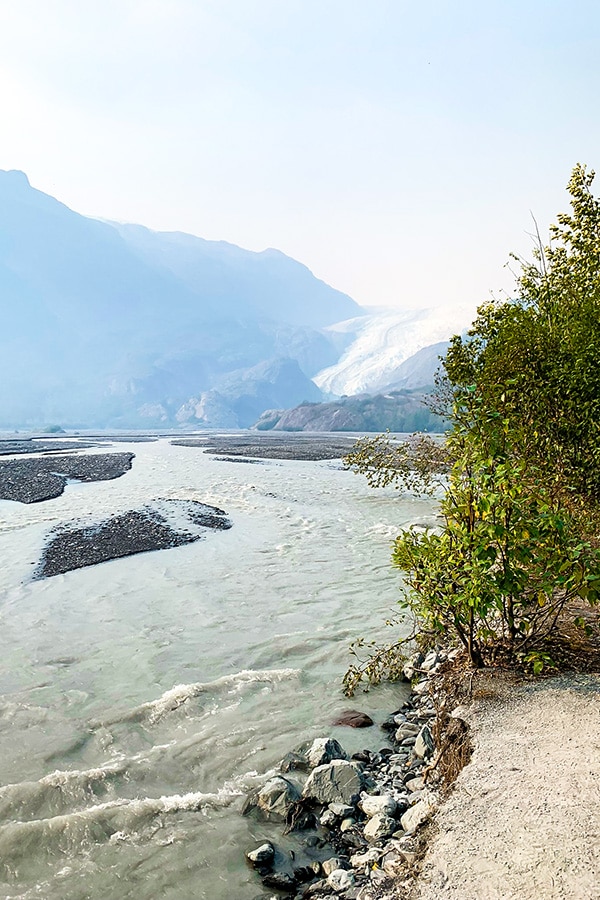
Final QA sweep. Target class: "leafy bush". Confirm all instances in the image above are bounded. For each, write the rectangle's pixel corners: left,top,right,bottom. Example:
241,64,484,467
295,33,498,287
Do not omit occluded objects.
344,165,600,681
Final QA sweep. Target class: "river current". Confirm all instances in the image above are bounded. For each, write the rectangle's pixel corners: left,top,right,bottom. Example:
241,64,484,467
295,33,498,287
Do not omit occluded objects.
0,437,438,899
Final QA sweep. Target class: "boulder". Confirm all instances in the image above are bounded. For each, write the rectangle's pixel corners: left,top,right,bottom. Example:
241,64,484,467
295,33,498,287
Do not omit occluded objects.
328,802,354,818
320,808,337,828
306,737,347,768
331,709,374,728
414,725,435,759
262,871,296,892
400,795,436,834
359,794,398,818
256,776,301,822
280,750,309,773
302,760,364,806
321,857,350,876
363,813,398,844
245,842,275,868
327,868,356,891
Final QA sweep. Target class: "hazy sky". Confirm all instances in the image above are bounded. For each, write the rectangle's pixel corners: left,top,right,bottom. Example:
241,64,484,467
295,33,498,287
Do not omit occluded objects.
1,0,599,311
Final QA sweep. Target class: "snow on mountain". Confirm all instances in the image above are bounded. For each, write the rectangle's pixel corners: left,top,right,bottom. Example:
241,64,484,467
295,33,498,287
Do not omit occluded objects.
313,305,477,396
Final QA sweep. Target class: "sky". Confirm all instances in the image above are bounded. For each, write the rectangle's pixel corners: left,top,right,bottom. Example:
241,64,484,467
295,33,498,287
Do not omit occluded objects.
0,0,599,312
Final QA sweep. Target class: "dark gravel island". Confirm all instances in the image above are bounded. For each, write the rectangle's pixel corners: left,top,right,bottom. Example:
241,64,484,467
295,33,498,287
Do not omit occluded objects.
35,499,232,579
0,453,135,503
171,433,359,461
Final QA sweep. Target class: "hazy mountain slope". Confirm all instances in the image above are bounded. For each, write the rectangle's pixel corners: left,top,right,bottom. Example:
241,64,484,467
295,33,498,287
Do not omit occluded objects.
176,357,323,428
0,170,360,427
113,223,358,329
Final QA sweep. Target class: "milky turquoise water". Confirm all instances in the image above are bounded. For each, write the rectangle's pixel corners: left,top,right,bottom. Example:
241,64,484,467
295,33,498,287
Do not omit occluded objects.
0,438,438,899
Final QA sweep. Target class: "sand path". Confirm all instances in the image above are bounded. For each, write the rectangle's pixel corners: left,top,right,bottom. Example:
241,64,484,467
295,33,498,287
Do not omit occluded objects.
416,674,600,900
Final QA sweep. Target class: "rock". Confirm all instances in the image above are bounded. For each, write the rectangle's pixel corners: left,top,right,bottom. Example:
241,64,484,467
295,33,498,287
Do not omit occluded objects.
302,879,329,897
340,829,367,850
400,795,436,834
294,862,321,882
382,849,404,876
262,871,297,892
246,842,275,868
402,652,423,680
280,750,309,773
320,808,337,828
256,776,301,822
329,802,354,818
363,813,398,843
359,794,398,818
303,760,364,805
350,847,381,869
340,817,357,832
307,737,348,767
421,650,440,672
327,868,356,891
395,723,420,742
331,709,374,728
322,857,350,876
412,680,429,695
351,750,372,764
405,776,425,793
413,725,435,759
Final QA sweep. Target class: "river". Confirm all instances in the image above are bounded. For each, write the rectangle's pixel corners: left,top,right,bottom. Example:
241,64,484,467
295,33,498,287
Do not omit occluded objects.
0,436,438,899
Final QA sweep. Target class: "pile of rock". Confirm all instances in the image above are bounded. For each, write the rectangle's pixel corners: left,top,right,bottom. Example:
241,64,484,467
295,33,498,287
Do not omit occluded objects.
243,648,456,899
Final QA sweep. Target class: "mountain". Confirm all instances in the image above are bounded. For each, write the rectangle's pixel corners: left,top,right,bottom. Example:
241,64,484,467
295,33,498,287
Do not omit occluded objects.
0,170,359,428
313,307,475,396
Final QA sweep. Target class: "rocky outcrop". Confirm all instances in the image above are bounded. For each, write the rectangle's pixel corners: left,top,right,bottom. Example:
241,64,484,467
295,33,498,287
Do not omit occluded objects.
252,389,444,433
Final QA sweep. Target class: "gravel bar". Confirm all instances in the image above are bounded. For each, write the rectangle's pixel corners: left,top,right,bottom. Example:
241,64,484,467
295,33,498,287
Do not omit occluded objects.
0,453,135,503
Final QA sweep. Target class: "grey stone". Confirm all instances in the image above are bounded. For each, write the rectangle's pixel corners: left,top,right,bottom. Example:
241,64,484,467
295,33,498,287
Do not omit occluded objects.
400,795,436,834
246,841,275,867
359,794,397,818
363,813,397,843
302,880,329,897
320,808,337,828
322,857,350,876
256,775,301,822
327,868,356,891
413,725,435,759
329,802,354,818
262,871,296,892
319,809,338,828
307,737,348,768
340,817,357,832
302,760,364,806
395,723,420,742
421,650,440,672
350,847,381,869
405,776,425,793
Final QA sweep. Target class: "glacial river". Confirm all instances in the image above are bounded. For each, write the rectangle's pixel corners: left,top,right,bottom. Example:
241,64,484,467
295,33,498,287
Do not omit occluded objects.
0,437,438,899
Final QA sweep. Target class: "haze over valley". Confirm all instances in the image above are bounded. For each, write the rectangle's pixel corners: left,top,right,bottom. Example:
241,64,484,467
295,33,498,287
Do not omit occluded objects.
0,170,467,431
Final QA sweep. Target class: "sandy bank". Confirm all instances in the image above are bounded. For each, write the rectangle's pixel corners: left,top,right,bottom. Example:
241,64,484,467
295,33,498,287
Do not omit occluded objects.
416,673,600,900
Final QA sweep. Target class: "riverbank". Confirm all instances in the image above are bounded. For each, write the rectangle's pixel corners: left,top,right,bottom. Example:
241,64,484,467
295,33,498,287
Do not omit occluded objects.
415,671,600,900
243,654,600,900
242,649,463,899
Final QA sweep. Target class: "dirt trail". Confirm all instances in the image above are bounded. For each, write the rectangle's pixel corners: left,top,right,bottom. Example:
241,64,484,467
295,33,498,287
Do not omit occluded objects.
417,674,600,900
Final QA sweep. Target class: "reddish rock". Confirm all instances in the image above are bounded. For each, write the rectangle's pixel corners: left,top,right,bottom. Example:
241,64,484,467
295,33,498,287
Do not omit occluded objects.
331,709,374,728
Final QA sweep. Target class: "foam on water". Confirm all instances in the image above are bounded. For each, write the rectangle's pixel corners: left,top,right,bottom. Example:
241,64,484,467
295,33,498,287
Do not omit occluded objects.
94,667,300,727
